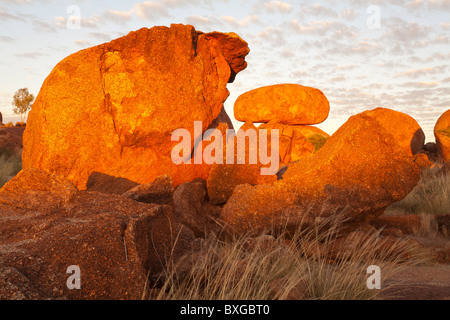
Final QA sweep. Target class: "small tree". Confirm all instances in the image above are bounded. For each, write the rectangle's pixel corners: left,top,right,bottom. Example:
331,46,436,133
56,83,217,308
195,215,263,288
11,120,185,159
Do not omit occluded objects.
12,88,34,123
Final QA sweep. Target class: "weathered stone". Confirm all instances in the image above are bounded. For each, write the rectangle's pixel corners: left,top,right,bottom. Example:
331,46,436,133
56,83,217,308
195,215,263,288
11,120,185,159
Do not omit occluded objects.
0,168,78,210
363,108,425,155
173,179,221,237
280,108,421,221
206,121,277,205
122,175,174,205
434,109,450,162
0,168,195,300
23,24,249,189
85,171,139,195
219,184,298,237
234,84,330,125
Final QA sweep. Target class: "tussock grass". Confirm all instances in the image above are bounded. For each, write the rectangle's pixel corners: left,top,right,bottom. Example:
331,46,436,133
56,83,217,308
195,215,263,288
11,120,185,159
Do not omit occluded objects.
385,167,450,237
386,168,449,216
0,149,22,188
152,216,425,300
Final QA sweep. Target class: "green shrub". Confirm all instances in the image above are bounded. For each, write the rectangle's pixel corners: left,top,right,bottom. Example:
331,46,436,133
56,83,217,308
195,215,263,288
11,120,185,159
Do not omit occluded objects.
307,134,329,153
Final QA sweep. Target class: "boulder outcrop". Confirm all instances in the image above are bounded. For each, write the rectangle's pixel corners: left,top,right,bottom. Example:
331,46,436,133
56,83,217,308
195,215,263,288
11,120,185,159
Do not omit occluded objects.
23,24,249,189
0,168,195,300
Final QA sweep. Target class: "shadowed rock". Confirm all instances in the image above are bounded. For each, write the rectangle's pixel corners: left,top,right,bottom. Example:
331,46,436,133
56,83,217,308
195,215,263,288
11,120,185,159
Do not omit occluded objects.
122,175,174,205
0,168,195,300
86,171,139,195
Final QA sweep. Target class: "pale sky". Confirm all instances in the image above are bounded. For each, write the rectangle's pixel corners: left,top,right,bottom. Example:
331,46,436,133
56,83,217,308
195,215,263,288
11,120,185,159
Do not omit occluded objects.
0,0,449,142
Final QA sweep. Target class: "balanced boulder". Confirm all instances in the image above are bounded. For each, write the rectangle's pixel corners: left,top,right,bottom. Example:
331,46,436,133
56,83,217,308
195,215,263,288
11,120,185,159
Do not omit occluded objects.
220,108,421,236
23,24,249,189
434,109,450,162
234,84,330,125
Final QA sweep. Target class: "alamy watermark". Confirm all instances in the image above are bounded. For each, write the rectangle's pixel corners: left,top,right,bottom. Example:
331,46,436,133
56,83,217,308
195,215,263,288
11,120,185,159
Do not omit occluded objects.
367,265,381,289
66,265,81,290
66,5,81,30
171,121,280,176
366,5,382,30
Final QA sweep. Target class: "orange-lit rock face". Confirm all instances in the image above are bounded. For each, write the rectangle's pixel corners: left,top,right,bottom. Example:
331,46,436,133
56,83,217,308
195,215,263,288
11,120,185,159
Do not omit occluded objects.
206,121,277,205
280,109,421,219
434,109,450,162
219,183,298,236
362,108,425,155
258,122,330,165
234,84,330,125
219,109,422,236
22,24,249,189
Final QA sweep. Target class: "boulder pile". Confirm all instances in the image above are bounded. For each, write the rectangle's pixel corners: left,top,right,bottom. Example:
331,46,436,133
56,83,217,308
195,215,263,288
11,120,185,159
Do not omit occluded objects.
1,23,448,300
206,84,331,204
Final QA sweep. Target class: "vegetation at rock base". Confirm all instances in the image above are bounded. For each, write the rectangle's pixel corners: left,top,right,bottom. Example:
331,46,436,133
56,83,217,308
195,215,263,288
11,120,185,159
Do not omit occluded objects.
384,167,450,237
152,217,426,300
437,128,450,138
0,148,22,188
385,168,450,216
307,134,329,153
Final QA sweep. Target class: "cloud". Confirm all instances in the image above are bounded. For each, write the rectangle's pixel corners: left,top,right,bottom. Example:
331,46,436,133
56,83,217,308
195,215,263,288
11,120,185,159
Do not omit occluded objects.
88,32,112,42
289,20,358,40
1,0,51,3
399,81,439,88
340,8,358,21
132,1,170,21
221,15,260,28
32,19,57,33
280,48,295,58
441,22,450,30
299,3,338,18
15,51,46,59
0,7,25,21
255,25,286,46
102,10,132,25
384,18,432,43
394,66,447,78
263,1,292,14
0,35,15,42
74,39,92,48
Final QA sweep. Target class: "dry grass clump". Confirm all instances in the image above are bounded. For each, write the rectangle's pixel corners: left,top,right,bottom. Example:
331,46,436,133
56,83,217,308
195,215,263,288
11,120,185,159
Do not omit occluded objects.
384,167,449,237
307,134,328,153
0,148,22,188
152,216,425,300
